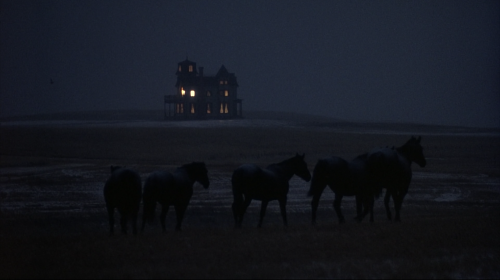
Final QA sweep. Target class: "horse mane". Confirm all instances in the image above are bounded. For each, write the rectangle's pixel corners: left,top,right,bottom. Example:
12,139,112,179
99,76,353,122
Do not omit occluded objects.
396,136,419,157
353,153,368,161
266,154,302,171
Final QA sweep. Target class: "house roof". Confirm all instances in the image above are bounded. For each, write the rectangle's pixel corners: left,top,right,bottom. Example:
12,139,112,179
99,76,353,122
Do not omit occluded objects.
175,61,238,87
216,65,229,77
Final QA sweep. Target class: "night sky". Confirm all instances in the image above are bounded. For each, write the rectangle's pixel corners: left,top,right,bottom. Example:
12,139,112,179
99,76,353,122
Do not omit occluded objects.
1,0,499,127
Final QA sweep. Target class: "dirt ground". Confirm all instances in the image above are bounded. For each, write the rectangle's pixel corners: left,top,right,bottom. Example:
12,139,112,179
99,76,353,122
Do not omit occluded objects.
1,113,499,278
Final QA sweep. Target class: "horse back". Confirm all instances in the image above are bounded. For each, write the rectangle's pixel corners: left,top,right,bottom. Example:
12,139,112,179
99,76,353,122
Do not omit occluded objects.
104,168,142,211
232,164,284,200
146,170,195,204
367,147,412,188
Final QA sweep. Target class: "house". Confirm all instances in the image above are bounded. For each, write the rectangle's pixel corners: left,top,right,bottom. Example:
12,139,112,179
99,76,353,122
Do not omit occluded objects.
164,59,242,119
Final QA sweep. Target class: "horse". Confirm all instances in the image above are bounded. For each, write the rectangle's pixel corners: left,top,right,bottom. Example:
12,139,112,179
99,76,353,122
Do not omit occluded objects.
141,162,209,232
308,153,373,224
231,153,311,228
103,166,142,235
359,136,427,222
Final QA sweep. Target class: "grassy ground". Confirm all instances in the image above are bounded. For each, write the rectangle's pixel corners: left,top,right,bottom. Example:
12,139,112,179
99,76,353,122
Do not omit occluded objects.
0,115,499,278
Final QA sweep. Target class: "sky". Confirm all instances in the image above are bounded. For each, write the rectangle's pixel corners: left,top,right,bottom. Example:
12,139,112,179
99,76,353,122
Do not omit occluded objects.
1,0,499,127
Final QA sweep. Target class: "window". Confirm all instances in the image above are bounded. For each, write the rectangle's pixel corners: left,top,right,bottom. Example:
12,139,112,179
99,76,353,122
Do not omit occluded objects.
220,103,229,114
190,90,195,97
224,90,229,97
191,104,195,114
207,103,211,114
177,103,184,113
225,80,228,85
189,65,193,72
219,80,223,85
181,87,185,96
178,65,181,72
207,91,211,97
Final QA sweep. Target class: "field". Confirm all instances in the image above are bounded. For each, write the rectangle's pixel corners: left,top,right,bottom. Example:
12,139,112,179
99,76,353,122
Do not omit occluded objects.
1,111,499,278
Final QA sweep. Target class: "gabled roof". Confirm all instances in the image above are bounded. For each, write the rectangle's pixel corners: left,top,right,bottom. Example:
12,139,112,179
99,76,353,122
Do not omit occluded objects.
215,65,238,86
216,65,229,77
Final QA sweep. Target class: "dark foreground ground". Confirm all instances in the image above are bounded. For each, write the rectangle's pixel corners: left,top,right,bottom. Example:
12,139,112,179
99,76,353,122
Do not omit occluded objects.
1,112,499,278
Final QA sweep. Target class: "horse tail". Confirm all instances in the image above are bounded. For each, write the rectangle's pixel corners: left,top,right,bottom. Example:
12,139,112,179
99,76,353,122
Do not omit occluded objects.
142,176,157,223
308,160,328,197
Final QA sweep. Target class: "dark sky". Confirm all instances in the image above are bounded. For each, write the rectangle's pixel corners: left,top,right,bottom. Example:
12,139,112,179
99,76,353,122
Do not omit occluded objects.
1,0,499,127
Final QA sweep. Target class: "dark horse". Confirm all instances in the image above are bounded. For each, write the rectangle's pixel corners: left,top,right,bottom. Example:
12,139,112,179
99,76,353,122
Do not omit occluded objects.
359,136,427,222
308,153,372,224
103,166,142,235
231,153,311,228
141,162,209,232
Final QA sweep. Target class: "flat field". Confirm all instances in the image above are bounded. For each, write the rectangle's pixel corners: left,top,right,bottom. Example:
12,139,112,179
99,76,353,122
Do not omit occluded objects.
1,113,499,278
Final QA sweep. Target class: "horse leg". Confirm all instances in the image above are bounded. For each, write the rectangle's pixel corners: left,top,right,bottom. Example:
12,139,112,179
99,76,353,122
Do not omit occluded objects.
237,197,252,227
131,213,137,235
278,197,288,227
107,206,115,235
119,211,128,234
384,189,393,221
310,187,325,225
232,202,239,226
356,193,374,223
333,194,345,224
174,203,188,231
258,200,269,228
394,190,407,222
141,210,147,233
355,194,362,220
232,195,243,227
160,205,170,232
368,194,374,222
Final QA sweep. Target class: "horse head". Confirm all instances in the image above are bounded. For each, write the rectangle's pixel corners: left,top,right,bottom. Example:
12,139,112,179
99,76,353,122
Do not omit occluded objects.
185,162,210,189
404,136,427,167
293,153,311,182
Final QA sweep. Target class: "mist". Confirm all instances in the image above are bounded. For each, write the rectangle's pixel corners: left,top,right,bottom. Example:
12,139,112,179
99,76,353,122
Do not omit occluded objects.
1,0,499,127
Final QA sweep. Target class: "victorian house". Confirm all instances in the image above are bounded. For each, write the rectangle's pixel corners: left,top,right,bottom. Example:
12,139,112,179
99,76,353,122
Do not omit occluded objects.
164,59,242,119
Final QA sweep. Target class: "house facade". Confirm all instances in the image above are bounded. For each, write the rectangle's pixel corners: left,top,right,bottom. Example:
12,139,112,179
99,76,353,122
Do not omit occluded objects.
164,59,242,119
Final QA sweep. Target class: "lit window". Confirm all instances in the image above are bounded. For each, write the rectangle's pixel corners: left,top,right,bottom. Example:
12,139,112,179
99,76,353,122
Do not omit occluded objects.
220,103,228,114
224,90,229,97
224,80,228,85
207,103,211,114
190,90,195,97
189,65,193,72
181,87,185,96
219,80,223,85
207,91,211,97
178,65,181,72
177,103,184,113
191,104,195,114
